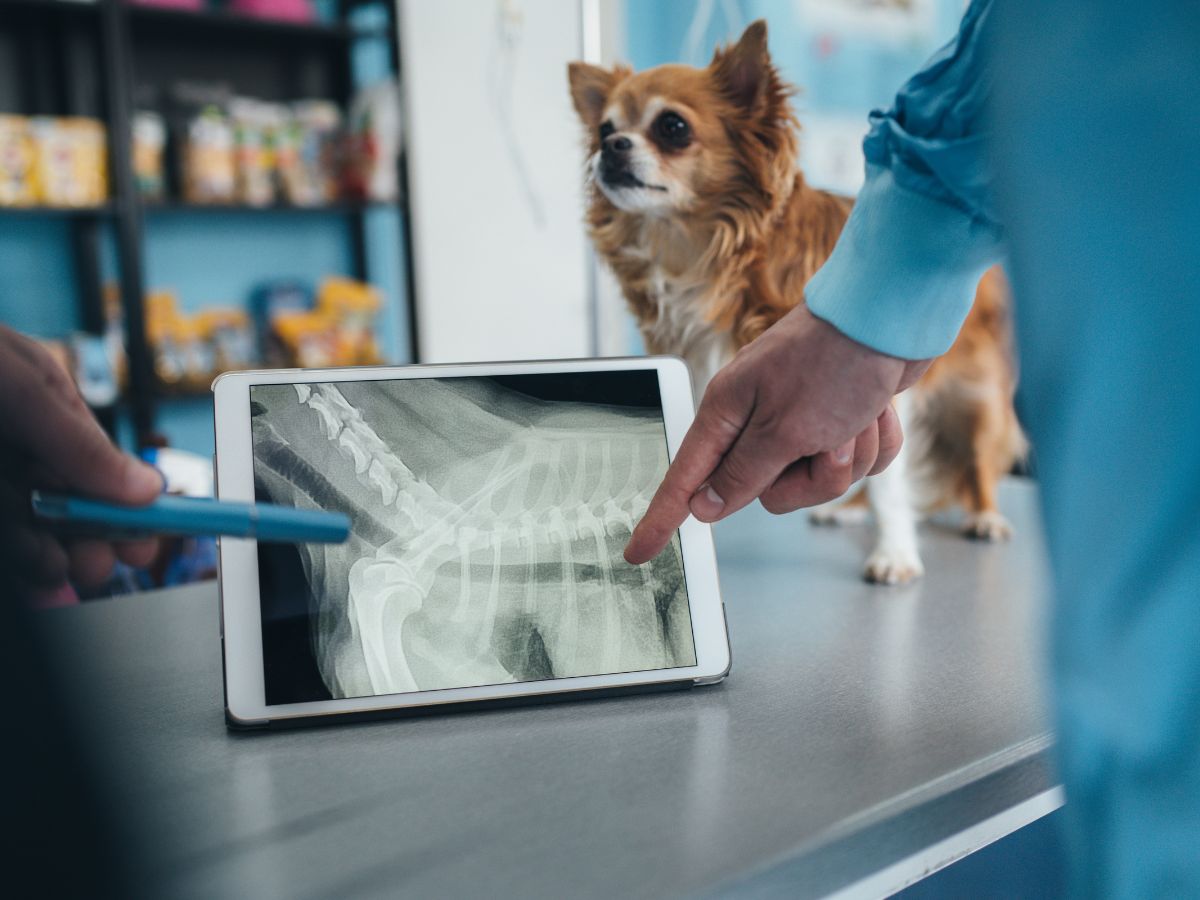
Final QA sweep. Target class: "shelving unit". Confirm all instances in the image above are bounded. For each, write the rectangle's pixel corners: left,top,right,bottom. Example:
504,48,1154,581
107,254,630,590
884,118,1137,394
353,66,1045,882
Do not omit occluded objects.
0,0,418,450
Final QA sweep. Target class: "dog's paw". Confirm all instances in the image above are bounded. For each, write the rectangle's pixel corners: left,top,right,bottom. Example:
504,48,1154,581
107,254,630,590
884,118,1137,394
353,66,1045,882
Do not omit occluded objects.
809,503,869,527
962,510,1013,542
863,545,925,586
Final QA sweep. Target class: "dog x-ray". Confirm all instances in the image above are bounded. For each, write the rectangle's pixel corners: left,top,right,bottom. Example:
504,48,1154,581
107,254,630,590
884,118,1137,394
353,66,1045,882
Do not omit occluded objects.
251,372,695,705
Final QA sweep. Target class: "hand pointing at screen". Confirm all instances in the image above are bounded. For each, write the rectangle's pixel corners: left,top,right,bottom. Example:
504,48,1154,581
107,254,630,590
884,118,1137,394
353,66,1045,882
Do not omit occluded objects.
623,304,929,565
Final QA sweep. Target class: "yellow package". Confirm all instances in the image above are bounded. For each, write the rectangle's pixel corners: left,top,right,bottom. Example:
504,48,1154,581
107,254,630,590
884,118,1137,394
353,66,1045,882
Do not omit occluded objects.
144,290,181,342
172,316,215,392
0,115,36,207
273,310,342,369
194,307,255,373
316,277,383,366
30,117,108,207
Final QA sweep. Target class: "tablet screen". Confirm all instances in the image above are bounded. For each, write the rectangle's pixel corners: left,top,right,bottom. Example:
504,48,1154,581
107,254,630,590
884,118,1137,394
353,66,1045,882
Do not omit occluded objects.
250,370,696,705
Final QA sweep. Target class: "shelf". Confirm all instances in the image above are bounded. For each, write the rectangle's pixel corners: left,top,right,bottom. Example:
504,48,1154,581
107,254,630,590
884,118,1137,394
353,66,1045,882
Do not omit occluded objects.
142,200,393,215
0,0,412,451
0,203,114,217
0,0,99,18
125,4,352,43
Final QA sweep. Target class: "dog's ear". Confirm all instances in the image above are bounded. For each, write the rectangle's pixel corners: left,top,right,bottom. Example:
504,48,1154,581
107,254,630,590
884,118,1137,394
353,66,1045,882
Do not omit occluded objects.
568,62,628,128
710,20,773,109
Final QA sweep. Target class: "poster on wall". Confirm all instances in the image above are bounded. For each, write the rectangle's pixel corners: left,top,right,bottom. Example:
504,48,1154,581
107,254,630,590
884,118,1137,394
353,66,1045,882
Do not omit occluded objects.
794,0,937,42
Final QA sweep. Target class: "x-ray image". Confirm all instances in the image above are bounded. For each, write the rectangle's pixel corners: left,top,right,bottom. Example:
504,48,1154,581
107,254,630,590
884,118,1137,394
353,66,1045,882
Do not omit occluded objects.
251,371,696,705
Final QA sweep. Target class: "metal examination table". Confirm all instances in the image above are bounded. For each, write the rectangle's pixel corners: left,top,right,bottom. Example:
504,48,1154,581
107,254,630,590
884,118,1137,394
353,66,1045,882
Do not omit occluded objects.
42,479,1059,899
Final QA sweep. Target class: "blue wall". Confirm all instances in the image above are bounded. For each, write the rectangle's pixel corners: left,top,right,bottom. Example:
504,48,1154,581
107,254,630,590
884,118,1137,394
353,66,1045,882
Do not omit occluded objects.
624,0,963,112
0,218,85,337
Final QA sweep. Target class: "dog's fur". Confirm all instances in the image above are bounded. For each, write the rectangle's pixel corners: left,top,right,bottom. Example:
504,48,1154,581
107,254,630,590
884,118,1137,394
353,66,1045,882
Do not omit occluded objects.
569,21,1025,584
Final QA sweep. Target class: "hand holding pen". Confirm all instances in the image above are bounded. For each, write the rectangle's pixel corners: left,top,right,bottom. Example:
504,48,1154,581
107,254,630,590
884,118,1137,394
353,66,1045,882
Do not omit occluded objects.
2,326,349,601
1,325,163,596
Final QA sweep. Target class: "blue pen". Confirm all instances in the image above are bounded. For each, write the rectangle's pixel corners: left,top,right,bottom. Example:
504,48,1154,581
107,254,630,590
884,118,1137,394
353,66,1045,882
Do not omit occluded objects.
31,491,350,544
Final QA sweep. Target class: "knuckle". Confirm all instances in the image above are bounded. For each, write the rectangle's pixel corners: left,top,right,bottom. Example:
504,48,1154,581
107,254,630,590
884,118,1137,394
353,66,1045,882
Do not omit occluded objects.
756,410,809,454
712,452,755,494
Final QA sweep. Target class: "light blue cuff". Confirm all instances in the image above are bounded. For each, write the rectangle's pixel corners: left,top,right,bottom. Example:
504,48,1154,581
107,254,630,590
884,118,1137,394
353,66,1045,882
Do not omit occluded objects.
804,164,1003,360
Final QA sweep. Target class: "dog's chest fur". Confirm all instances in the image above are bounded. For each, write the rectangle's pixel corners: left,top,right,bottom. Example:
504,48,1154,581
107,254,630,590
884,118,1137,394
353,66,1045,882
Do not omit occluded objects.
603,218,741,394
641,263,735,393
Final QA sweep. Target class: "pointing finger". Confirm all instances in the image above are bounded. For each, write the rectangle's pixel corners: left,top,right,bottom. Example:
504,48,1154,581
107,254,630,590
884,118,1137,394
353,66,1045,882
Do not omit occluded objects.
625,378,751,565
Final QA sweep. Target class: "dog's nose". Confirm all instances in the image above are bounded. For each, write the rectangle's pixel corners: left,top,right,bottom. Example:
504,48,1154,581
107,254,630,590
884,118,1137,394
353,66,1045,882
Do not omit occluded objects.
602,134,633,156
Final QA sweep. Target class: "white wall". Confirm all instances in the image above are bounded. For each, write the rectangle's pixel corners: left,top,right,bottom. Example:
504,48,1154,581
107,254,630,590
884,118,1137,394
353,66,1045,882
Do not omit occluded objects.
400,0,594,363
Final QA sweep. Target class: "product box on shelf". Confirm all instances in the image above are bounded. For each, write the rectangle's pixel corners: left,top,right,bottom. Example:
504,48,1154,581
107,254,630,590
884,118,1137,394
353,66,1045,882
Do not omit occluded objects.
29,117,108,208
0,115,36,207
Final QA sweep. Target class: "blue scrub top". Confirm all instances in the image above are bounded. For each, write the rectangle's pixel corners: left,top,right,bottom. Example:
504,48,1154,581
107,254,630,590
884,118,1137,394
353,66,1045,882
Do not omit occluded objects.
804,0,1200,894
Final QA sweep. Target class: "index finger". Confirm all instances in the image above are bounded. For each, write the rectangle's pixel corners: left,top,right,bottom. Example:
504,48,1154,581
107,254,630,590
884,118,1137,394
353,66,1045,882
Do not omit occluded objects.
624,388,750,565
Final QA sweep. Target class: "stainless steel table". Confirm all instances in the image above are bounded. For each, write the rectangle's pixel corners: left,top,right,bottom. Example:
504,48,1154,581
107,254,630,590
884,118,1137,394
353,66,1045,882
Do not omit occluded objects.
43,479,1058,899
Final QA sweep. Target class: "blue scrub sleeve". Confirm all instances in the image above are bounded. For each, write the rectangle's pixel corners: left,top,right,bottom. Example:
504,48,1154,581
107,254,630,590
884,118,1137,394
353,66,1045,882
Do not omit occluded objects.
804,0,1003,361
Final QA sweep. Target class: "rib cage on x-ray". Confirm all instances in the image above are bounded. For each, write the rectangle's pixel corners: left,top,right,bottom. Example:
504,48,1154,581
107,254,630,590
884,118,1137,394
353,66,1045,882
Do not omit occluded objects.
251,376,695,700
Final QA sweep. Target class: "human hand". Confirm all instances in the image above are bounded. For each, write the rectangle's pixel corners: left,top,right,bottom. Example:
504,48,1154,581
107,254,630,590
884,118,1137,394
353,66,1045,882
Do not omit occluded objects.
625,304,931,564
0,325,161,596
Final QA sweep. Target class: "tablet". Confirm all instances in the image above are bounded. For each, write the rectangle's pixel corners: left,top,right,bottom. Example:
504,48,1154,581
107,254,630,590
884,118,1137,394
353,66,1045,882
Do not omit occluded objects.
213,357,730,728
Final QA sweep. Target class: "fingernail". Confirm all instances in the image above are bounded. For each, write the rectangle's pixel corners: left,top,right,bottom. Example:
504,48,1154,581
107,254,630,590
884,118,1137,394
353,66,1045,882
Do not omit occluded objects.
689,484,725,520
834,443,853,466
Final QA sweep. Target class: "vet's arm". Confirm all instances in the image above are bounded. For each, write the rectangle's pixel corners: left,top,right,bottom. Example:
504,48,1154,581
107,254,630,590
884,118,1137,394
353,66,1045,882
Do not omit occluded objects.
806,0,1003,360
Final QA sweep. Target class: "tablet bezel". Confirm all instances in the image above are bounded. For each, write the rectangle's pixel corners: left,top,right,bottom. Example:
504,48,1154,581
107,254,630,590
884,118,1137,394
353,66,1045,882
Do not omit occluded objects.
213,356,730,726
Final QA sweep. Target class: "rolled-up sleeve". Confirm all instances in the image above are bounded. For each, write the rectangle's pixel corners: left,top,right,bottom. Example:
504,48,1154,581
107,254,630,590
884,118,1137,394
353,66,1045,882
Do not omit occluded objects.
804,0,1004,360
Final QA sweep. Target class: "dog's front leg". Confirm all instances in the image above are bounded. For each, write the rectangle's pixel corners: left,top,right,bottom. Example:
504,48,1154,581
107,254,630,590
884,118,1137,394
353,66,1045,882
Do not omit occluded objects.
863,392,924,585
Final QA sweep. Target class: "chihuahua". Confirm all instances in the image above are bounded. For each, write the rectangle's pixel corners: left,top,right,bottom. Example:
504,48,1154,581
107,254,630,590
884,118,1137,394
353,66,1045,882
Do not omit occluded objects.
568,21,1025,584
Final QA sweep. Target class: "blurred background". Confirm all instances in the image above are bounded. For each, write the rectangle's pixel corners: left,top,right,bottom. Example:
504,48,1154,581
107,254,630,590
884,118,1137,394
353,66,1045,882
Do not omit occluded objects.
0,0,965,594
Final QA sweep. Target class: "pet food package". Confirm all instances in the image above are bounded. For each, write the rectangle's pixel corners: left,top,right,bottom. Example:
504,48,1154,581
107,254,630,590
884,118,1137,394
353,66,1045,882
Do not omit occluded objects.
286,100,341,206
343,80,401,202
257,277,384,368
316,276,383,365
144,291,208,391
250,280,312,365
194,307,255,374
145,291,188,386
70,332,121,408
271,310,341,369
101,283,129,391
132,111,167,202
0,115,36,207
145,291,257,390
29,117,108,207
181,105,236,204
230,97,280,206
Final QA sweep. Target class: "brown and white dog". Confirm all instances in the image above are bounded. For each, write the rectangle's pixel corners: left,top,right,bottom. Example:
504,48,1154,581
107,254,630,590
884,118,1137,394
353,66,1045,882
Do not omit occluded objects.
568,21,1025,584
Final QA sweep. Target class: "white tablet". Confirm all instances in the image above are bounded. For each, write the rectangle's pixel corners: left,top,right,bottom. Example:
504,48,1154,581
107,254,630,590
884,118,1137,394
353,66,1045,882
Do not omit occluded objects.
213,357,730,728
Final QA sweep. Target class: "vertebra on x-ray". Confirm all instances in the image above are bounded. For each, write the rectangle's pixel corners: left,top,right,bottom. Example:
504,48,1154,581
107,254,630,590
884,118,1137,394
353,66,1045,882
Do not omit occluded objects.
252,376,695,701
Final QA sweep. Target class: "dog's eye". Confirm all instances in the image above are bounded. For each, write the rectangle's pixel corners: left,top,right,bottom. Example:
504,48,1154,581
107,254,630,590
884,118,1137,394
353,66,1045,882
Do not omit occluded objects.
654,111,691,148
599,121,615,141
